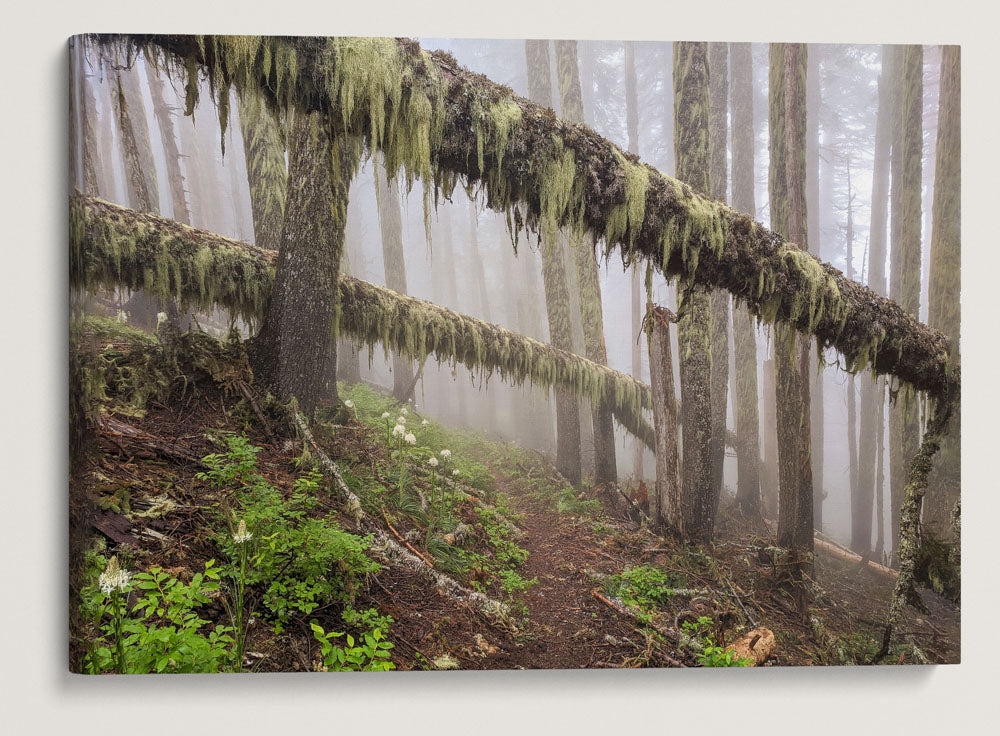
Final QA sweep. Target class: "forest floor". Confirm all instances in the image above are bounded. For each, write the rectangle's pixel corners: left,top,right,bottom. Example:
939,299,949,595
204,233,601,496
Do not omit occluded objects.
69,318,959,672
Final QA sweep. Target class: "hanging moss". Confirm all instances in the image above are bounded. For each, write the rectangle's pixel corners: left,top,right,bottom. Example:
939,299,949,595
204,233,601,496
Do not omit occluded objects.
90,34,955,400
70,192,655,444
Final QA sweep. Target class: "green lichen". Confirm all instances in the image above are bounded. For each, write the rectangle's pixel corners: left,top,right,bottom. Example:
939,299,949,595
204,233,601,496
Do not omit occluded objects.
605,150,650,256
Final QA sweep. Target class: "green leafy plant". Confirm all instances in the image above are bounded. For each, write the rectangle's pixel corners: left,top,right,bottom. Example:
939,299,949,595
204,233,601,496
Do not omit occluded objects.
83,558,234,674
604,565,686,613
310,608,395,671
681,616,753,667
200,435,379,631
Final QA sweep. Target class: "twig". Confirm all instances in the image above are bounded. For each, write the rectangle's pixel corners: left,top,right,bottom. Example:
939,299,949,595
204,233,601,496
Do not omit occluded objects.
237,380,274,439
382,506,436,569
589,588,686,667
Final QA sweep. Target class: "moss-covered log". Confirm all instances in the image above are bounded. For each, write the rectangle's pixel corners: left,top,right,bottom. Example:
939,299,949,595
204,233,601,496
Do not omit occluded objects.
69,192,655,447
86,34,954,402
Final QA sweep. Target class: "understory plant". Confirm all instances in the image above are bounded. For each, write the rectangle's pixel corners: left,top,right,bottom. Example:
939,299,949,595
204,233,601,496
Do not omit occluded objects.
83,556,234,674
681,616,754,667
310,607,396,671
199,434,379,632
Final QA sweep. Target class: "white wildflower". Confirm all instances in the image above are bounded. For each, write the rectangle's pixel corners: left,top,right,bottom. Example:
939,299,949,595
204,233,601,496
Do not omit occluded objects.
381,411,391,419
404,432,417,446
421,419,429,426
400,407,409,415
427,456,439,467
344,400,355,410
396,415,407,425
98,555,131,595
156,311,167,326
392,424,405,438
115,309,128,324
452,469,459,476
233,519,252,544
440,449,452,459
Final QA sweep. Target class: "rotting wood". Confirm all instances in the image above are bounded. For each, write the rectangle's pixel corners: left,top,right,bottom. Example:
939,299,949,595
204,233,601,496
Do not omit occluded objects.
725,626,776,666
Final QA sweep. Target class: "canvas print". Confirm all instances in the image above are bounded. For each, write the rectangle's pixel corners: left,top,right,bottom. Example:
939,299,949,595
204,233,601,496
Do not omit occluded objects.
68,35,960,672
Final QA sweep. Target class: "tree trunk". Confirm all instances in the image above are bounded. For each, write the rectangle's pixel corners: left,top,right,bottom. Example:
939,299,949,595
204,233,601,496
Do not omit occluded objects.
806,44,825,529
674,42,715,543
761,358,779,520
708,41,730,515
855,45,894,557
111,68,155,213
372,155,417,401
144,58,191,224
526,39,582,486
845,163,860,546
468,201,498,434
649,303,682,532
770,43,814,559
259,112,359,415
888,45,923,563
923,46,961,546
729,42,762,518
625,40,645,484
555,39,617,488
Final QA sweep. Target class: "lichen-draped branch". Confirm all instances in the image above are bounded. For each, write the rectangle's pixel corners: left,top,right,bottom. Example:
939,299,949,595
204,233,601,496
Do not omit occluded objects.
69,192,655,447
87,33,955,401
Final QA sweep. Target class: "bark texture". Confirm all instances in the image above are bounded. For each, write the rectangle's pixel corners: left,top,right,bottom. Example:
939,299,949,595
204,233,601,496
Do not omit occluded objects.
649,304,681,532
674,42,715,543
806,45,825,527
770,43,814,556
237,90,287,250
262,112,359,413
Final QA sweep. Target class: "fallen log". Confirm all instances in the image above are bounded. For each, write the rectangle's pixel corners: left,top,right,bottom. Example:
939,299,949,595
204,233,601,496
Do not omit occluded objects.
725,627,776,666
99,415,207,468
813,534,897,578
71,193,656,451
90,34,956,401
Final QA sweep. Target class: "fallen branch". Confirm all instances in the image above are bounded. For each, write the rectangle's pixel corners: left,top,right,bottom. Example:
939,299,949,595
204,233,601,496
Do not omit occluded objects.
590,588,684,654
382,506,435,569
293,412,511,624
236,380,274,439
99,416,207,468
813,535,897,578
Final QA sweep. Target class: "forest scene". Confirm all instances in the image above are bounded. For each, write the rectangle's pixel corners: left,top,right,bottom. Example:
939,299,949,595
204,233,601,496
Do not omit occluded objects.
67,34,960,673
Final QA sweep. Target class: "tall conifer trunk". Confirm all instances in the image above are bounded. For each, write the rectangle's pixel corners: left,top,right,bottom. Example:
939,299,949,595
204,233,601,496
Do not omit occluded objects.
707,42,730,515
888,45,923,563
729,42,762,518
674,42,715,542
554,39,617,488
625,40,645,485
770,43,814,560
145,59,191,224
856,46,893,557
923,46,961,549
372,156,416,401
525,39,582,486
806,45,825,528
256,112,360,414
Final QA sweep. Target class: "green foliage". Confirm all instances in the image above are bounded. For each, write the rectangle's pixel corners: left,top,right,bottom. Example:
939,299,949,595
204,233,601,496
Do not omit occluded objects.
82,559,234,674
198,435,379,630
556,488,602,517
680,616,753,667
604,565,687,612
310,608,395,672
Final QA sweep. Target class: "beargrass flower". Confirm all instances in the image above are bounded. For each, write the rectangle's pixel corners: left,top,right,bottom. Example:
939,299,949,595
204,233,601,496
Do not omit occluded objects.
99,555,131,595
400,408,408,416
452,469,459,476
404,432,417,446
233,519,252,544
381,411,391,419
392,424,405,438
421,419,429,426
396,416,406,425
428,456,439,467
344,400,354,410
440,449,451,459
